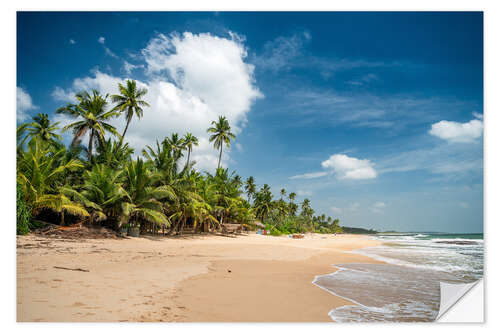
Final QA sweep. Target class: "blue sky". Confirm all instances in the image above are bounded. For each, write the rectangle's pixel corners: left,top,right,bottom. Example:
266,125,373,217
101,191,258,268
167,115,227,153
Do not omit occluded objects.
17,12,483,233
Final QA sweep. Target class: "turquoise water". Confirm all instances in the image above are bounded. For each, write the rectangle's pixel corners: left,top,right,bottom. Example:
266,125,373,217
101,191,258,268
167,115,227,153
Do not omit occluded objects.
314,232,484,322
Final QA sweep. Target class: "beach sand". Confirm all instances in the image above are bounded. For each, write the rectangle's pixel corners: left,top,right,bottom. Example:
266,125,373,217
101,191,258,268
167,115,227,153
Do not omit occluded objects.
17,232,381,322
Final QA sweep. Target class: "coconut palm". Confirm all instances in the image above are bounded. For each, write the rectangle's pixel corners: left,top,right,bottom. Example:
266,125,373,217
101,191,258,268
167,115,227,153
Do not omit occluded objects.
17,140,89,225
17,113,62,147
95,138,134,169
244,176,256,203
165,133,185,157
280,188,286,200
57,90,120,161
183,132,199,169
62,164,129,226
111,80,150,145
123,158,174,229
207,116,236,169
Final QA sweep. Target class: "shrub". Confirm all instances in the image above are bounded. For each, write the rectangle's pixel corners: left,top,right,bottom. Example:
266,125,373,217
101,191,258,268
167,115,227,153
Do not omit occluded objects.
270,228,282,236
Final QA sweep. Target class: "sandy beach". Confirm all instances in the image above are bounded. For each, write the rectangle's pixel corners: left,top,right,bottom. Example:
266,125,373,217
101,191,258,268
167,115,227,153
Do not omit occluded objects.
17,232,381,322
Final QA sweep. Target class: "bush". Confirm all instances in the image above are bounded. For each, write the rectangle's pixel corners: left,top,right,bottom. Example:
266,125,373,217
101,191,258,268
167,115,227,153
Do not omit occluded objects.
16,184,32,235
270,228,282,236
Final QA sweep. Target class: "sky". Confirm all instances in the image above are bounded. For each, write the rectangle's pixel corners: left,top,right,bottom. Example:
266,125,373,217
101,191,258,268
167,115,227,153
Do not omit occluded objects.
16,12,483,233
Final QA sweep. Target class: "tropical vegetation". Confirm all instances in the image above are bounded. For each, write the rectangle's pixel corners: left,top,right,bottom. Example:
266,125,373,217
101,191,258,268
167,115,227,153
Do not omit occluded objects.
16,79,343,236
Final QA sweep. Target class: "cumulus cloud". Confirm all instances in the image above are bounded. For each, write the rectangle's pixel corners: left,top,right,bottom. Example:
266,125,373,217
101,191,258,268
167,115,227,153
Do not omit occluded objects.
289,171,328,180
17,87,37,121
321,154,377,180
52,32,262,171
429,116,483,143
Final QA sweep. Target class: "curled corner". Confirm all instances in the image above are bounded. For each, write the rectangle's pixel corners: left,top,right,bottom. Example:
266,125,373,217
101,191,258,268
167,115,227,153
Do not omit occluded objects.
436,279,484,322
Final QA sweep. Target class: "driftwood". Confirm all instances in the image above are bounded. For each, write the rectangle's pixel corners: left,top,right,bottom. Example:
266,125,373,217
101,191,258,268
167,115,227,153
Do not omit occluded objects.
53,266,90,272
292,234,304,239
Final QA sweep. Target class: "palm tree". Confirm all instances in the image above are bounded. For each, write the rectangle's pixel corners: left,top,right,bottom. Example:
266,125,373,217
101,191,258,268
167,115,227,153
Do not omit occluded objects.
57,90,120,162
254,184,273,222
207,116,236,169
165,133,185,157
288,192,296,204
95,138,134,169
280,188,287,200
123,158,174,229
62,164,128,226
111,80,150,145
183,132,199,169
244,176,256,202
17,140,89,225
17,113,61,147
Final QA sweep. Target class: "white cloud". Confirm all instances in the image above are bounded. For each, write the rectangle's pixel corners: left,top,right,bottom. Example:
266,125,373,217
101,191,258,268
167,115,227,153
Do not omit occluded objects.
321,154,377,180
123,61,143,74
69,39,76,45
297,190,312,197
472,112,483,120
97,36,118,58
52,32,262,171
289,171,328,180
371,202,386,213
347,73,379,86
17,87,37,121
104,47,118,59
429,117,483,143
254,31,311,72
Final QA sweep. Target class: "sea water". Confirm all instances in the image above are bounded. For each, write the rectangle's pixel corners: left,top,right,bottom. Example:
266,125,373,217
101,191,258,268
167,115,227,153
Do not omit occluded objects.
313,233,484,322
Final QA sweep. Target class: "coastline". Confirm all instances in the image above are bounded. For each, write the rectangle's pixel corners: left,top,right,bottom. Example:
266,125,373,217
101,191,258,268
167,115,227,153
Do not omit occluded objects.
17,233,382,322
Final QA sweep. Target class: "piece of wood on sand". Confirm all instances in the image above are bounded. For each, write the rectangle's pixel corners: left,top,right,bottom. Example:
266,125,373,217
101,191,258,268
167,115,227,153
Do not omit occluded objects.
53,266,90,272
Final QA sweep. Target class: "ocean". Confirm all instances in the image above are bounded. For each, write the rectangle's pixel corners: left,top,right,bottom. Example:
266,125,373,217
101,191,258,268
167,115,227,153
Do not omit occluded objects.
313,233,484,322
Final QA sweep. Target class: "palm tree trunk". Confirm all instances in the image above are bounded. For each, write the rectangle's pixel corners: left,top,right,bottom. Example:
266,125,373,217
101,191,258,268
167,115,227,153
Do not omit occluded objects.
120,118,131,145
88,129,94,162
217,145,223,169
179,215,186,235
61,211,65,226
185,148,191,169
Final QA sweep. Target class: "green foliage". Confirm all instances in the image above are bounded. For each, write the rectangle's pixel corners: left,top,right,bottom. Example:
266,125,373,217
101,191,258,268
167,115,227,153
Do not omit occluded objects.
16,183,32,235
15,80,348,236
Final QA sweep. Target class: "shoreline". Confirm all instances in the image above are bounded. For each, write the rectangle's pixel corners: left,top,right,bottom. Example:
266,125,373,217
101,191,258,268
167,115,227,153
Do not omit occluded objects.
17,233,382,322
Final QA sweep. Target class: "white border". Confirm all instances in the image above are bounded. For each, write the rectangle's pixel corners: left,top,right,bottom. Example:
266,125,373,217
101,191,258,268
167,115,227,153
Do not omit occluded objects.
2,1,499,332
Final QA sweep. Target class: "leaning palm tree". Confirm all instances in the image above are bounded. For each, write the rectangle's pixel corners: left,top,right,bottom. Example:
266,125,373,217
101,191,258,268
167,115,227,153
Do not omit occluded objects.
183,132,199,169
111,80,150,145
57,90,120,162
207,116,236,169
17,113,61,147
